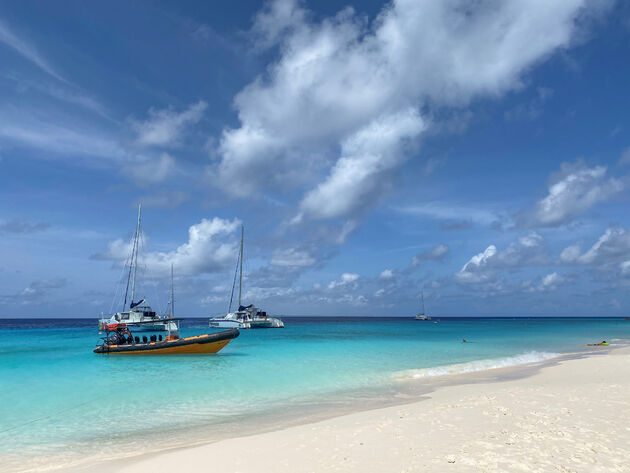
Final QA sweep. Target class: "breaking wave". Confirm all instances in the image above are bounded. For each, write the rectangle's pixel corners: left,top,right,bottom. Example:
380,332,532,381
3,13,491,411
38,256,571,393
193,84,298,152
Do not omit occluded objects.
394,351,561,380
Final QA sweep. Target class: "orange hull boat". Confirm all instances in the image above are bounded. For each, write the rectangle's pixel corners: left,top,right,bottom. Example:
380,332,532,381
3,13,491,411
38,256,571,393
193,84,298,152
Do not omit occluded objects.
94,328,239,355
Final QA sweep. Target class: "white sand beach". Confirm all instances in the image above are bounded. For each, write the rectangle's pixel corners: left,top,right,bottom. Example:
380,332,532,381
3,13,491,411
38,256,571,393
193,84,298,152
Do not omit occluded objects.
105,347,630,473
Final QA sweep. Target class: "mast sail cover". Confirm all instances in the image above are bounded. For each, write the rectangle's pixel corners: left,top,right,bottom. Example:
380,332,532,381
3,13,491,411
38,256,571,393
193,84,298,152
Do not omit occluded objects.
130,299,145,309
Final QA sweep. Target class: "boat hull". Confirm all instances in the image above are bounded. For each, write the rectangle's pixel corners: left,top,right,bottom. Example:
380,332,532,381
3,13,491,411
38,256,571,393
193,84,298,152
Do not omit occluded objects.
209,319,250,329
250,317,284,328
94,329,239,355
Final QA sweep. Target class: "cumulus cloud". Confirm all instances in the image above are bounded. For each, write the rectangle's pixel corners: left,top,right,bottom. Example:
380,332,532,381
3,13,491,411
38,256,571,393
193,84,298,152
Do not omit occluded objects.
214,0,606,223
0,278,67,305
538,272,566,291
297,108,425,220
97,217,241,277
456,233,547,283
523,161,623,227
132,101,207,147
379,269,394,279
559,227,630,270
412,244,449,266
328,272,359,290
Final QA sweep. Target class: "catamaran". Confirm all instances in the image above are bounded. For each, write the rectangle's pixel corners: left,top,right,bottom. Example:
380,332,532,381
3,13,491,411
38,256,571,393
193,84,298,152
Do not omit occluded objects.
98,204,176,332
209,225,284,329
415,291,432,320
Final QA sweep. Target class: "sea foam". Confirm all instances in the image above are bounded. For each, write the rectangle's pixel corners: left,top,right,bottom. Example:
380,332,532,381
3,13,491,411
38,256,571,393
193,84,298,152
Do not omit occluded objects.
394,351,561,380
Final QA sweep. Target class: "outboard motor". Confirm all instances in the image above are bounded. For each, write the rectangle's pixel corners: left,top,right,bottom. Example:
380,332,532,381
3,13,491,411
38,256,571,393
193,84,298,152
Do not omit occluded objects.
107,332,122,345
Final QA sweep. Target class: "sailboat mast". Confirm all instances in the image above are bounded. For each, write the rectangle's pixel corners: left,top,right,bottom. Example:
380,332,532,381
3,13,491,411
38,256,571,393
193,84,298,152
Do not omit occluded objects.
130,203,142,305
238,224,244,307
170,263,174,318
421,291,425,315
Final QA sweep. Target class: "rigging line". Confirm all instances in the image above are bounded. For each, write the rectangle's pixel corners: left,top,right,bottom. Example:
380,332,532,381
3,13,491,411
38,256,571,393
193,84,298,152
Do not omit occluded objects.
228,252,240,313
123,230,138,310
109,250,133,315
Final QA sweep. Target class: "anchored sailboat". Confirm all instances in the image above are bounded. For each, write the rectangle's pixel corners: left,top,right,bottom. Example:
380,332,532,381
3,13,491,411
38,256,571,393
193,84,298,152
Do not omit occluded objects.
209,225,284,329
415,290,432,321
98,204,176,332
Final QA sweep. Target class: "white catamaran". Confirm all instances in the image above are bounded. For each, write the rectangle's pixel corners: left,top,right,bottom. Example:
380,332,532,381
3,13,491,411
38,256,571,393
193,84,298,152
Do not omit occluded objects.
209,225,284,329
415,290,432,321
98,204,177,332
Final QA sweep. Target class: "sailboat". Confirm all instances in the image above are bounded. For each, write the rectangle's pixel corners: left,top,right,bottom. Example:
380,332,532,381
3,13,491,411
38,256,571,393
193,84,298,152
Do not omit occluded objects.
98,204,177,332
209,225,284,329
415,291,432,320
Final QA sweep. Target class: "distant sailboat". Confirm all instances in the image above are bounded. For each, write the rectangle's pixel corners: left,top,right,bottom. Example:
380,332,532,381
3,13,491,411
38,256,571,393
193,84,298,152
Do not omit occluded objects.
209,225,284,329
415,291,432,321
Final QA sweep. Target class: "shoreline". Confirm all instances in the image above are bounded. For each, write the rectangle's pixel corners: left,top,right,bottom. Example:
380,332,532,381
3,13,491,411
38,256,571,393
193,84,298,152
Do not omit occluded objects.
62,344,629,473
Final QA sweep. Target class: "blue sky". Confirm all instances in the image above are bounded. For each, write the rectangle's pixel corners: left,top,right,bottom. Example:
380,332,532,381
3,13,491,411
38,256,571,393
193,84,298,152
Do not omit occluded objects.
1,0,629,317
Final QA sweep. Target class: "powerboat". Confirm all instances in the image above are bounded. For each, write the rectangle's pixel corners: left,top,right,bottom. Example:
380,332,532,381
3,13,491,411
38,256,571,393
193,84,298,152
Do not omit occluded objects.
94,319,239,355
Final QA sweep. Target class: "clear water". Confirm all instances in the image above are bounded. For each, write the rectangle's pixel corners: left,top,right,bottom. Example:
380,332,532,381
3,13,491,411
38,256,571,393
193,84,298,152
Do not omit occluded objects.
1,316,629,472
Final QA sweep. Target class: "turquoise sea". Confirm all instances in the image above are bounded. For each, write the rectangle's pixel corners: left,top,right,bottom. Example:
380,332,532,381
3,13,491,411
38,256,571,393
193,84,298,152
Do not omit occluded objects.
1,316,630,472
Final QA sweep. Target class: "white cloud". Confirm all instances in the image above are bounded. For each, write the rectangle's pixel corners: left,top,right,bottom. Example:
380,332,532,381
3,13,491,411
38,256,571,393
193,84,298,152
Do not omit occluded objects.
457,245,498,283
412,244,449,266
123,153,176,185
132,101,207,147
456,233,547,284
538,272,565,291
393,202,501,226
379,269,394,279
297,108,425,220
526,162,623,226
619,147,630,166
99,217,241,276
328,272,360,290
0,20,66,83
559,244,582,263
0,219,50,234
1,71,110,118
270,248,316,267
215,0,605,222
1,278,67,305
559,227,630,268
0,111,126,163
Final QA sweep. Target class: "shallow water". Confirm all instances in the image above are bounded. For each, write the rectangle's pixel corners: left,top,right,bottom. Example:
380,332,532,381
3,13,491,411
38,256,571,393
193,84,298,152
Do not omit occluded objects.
1,316,629,472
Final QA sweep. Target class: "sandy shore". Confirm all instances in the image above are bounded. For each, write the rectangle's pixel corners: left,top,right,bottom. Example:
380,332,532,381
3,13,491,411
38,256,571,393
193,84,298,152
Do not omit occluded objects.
99,346,630,473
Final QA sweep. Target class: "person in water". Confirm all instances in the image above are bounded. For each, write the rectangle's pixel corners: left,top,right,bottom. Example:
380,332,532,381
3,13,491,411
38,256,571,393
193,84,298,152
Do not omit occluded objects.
462,338,467,343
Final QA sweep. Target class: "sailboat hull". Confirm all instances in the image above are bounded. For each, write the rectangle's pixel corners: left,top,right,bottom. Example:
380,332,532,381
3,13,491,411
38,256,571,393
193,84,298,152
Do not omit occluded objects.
94,329,239,355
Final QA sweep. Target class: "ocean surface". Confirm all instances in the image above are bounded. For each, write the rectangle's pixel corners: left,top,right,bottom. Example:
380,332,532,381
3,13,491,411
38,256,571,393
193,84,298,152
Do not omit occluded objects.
1,316,630,472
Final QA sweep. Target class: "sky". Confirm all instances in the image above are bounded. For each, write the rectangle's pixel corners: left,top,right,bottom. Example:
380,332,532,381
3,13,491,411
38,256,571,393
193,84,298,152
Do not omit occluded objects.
1,0,630,318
